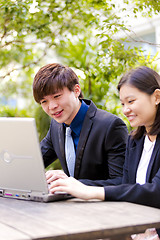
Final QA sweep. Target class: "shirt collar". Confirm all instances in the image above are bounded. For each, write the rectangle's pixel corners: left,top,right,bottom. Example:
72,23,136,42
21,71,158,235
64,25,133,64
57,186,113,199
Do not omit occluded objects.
144,135,156,152
70,100,89,136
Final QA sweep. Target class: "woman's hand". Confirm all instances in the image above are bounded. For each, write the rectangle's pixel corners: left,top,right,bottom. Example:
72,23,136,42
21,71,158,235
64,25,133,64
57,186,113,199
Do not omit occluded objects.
49,177,105,201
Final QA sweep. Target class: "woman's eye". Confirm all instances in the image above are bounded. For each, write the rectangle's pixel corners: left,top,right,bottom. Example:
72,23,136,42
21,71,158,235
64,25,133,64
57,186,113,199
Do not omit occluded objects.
128,100,134,104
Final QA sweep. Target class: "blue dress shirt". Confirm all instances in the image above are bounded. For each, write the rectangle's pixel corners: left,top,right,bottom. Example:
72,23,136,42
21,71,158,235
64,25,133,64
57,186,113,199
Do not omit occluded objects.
67,100,89,151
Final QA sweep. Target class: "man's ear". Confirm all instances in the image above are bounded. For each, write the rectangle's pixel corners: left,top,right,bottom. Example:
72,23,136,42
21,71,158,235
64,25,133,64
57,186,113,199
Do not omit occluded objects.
154,89,160,105
74,84,81,97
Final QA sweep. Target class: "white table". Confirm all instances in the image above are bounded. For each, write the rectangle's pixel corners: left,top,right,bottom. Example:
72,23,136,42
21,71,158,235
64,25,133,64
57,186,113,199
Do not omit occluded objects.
0,197,160,240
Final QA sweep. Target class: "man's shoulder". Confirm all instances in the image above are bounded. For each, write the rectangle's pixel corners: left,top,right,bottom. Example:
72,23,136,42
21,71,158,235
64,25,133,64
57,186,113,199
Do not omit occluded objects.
95,107,123,123
84,99,115,119
84,99,126,126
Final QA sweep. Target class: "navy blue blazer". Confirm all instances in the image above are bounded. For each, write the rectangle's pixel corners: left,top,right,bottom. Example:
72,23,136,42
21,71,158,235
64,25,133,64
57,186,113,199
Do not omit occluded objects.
105,134,160,209
40,99,128,186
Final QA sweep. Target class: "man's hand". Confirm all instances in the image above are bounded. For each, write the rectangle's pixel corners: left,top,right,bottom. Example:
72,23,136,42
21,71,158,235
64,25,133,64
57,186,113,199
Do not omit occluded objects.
46,170,68,184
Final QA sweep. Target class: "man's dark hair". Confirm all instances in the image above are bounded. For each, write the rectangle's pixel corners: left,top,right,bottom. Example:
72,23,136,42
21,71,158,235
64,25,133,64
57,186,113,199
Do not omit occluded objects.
33,63,83,103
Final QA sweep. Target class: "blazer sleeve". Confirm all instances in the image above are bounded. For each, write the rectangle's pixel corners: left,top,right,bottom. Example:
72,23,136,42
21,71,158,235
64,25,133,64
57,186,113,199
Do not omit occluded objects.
80,117,128,186
104,136,160,209
40,125,58,168
104,171,160,208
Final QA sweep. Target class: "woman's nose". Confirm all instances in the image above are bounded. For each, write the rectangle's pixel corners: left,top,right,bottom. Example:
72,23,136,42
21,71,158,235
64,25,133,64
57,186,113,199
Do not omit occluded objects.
123,105,131,115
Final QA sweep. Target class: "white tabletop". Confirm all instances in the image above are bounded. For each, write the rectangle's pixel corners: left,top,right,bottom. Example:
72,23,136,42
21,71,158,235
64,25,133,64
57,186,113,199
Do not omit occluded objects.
0,197,160,240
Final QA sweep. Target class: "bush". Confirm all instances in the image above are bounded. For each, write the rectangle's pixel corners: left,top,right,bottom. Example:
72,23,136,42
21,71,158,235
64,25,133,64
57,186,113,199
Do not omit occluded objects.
0,105,31,117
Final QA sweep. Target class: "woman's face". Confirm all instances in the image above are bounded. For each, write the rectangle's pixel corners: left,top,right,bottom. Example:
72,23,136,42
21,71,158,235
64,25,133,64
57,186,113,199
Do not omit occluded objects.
119,84,158,133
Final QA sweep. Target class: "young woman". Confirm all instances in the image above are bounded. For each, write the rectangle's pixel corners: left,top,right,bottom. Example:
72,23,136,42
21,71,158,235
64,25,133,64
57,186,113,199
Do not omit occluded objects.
48,66,160,239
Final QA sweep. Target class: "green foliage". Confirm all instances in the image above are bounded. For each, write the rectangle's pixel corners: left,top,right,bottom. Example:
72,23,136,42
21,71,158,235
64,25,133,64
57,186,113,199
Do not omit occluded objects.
0,105,30,117
46,159,62,171
34,105,51,141
127,0,160,15
0,0,159,170
1,0,159,103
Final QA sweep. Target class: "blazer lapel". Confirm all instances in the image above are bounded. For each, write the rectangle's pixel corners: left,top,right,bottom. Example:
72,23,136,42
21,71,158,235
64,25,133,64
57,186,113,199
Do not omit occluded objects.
129,136,144,183
146,134,160,182
58,124,69,173
74,118,93,178
74,101,96,178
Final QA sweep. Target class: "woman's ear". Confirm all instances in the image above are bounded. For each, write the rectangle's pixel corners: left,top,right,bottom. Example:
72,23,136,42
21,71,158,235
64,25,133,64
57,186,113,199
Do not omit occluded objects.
154,89,160,105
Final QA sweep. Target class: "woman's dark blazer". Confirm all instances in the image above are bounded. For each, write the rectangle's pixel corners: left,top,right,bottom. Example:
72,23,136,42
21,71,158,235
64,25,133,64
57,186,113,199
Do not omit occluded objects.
105,134,160,209
40,99,128,186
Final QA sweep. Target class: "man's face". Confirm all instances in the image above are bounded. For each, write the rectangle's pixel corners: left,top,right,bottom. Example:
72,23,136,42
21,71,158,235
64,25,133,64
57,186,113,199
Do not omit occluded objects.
40,85,81,125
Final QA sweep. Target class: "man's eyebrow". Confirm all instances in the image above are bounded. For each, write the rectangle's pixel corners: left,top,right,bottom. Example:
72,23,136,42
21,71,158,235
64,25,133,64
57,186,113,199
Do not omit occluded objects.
40,97,45,100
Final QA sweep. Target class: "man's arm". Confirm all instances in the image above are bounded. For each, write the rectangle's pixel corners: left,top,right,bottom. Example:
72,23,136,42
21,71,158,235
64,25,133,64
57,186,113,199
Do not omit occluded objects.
40,127,58,168
80,117,128,186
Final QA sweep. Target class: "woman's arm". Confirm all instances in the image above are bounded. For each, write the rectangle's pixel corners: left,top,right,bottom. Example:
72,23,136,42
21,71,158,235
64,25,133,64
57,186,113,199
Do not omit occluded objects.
49,177,105,200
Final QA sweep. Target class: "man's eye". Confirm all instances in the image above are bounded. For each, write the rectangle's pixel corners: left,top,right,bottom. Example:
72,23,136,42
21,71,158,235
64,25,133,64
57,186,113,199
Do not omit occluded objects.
54,94,61,98
40,100,46,104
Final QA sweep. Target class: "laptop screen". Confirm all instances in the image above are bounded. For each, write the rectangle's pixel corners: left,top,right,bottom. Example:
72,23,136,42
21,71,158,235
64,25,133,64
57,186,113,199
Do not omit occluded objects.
0,117,49,195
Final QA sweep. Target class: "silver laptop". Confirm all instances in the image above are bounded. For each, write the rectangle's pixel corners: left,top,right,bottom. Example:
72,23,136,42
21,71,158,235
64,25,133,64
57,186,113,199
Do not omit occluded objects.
0,117,71,202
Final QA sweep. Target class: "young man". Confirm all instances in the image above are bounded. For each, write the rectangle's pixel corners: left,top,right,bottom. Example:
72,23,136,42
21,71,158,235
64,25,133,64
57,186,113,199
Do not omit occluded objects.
33,63,128,186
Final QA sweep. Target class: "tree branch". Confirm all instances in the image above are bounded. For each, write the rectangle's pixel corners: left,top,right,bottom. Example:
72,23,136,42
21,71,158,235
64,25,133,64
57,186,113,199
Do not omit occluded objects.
123,28,160,48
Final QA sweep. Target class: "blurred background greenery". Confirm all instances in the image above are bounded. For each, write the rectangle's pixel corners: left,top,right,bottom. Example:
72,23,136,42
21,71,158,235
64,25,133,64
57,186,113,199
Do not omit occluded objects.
0,0,160,169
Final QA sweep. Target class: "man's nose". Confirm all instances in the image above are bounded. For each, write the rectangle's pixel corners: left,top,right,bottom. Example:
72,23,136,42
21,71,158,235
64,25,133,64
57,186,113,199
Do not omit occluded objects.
48,100,58,110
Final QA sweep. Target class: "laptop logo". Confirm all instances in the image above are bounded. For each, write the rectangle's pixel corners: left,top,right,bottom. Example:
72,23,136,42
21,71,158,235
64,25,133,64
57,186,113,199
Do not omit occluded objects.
0,150,32,163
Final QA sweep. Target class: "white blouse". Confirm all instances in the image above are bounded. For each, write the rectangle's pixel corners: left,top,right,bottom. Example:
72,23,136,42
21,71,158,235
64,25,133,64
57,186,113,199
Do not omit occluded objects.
136,135,156,185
